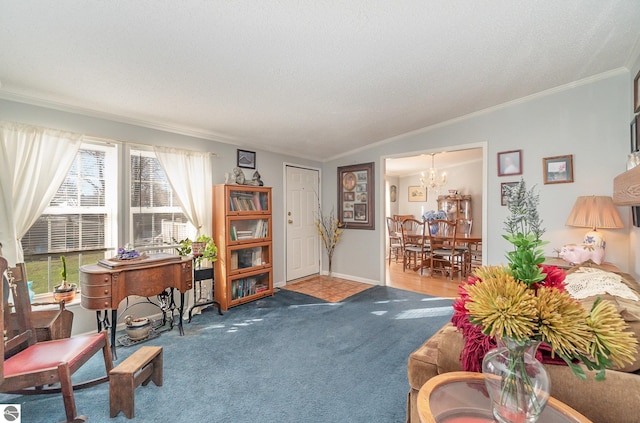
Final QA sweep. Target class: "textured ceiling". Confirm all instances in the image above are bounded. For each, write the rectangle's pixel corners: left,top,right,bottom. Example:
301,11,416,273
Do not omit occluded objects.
1,1,639,161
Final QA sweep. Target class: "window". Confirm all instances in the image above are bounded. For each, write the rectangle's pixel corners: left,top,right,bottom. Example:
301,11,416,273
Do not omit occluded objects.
22,143,117,294
20,142,195,296
129,149,195,248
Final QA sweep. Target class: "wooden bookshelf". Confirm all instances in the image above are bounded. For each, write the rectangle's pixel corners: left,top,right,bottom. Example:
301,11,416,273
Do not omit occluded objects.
213,184,273,310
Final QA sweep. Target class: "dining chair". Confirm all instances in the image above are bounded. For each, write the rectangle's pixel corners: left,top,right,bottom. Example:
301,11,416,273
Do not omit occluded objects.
386,217,403,265
469,241,483,272
400,218,429,273
426,219,464,280
457,218,472,237
393,214,414,223
1,260,113,423
454,218,473,277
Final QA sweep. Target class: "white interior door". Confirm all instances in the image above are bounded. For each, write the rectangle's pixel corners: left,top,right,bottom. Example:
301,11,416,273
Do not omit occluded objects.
286,165,320,281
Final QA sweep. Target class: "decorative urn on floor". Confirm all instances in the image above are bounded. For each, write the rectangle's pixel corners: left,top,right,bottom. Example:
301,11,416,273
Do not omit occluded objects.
124,315,151,341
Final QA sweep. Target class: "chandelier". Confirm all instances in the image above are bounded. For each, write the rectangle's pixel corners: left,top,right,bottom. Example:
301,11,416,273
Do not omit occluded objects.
420,153,447,192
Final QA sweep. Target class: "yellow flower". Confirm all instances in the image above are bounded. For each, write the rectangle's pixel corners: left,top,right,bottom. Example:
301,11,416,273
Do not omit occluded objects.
462,265,638,376
536,287,591,358
587,299,638,368
465,268,537,341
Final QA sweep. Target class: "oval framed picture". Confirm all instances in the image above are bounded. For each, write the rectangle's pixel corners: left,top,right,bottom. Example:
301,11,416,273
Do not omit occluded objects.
342,172,356,191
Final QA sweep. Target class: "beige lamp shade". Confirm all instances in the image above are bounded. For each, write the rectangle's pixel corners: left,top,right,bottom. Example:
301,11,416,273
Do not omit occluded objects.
565,196,623,248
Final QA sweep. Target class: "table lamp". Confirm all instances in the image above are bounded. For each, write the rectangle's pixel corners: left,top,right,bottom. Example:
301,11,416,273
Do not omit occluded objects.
565,195,623,249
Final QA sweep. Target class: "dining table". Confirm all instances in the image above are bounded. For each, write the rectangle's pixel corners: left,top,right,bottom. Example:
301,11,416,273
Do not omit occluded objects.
400,230,482,276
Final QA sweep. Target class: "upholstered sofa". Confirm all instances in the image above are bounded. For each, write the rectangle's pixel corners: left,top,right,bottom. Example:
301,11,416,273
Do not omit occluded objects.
407,264,640,423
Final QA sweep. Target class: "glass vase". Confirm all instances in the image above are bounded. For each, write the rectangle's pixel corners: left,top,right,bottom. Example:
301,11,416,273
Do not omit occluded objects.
482,338,550,423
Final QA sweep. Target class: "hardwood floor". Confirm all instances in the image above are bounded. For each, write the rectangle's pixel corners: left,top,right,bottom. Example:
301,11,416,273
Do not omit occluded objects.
283,258,465,301
385,259,463,298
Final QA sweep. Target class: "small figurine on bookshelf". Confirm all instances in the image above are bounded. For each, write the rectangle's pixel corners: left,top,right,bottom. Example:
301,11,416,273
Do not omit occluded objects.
242,170,264,186
232,167,246,184
252,171,263,186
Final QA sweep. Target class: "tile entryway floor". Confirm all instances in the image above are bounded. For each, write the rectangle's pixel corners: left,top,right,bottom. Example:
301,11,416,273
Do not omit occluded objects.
281,275,372,302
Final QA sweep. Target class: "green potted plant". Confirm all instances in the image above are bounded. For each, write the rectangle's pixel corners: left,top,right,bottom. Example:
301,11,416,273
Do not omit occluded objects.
172,237,192,256
53,255,76,302
193,234,218,268
173,235,217,268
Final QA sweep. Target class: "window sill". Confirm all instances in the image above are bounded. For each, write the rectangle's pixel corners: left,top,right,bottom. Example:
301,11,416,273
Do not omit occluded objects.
31,292,81,309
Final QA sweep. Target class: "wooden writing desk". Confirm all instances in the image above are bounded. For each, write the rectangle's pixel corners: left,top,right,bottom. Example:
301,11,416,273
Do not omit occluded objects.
80,253,193,359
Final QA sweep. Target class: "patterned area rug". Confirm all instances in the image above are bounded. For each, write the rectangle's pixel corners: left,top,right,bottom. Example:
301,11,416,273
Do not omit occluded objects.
281,275,373,302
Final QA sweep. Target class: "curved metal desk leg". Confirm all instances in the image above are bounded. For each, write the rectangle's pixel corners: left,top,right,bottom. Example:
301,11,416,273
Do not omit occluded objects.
111,309,118,360
95,310,117,360
178,292,184,335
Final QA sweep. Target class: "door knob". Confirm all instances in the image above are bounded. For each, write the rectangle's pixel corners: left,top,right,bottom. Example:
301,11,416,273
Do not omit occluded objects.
288,219,293,224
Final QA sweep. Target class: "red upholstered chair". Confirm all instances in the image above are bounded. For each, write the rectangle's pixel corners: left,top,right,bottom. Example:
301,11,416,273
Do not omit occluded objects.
1,259,113,423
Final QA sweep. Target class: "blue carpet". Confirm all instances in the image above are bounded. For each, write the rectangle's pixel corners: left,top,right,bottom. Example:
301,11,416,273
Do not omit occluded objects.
2,286,453,423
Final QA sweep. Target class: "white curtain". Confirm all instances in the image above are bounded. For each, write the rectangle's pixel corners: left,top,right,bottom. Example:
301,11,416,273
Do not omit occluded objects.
0,121,82,265
153,146,213,237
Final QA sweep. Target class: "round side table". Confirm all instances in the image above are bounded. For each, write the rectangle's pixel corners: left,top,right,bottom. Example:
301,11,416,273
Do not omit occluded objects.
417,371,592,423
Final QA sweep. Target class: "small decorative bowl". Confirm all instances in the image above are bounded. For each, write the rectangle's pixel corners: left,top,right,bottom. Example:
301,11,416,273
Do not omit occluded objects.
124,316,149,327
125,323,151,341
124,315,151,340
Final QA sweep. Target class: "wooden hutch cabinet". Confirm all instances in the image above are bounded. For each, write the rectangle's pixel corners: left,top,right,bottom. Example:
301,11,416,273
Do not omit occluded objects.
212,184,273,311
437,195,472,221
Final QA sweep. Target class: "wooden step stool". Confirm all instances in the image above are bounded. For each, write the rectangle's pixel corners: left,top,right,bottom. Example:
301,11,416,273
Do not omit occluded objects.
109,345,163,419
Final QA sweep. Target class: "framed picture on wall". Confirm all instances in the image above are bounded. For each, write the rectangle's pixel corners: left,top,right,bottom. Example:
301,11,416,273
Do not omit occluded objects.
543,155,574,184
337,162,375,229
501,182,519,206
497,150,522,176
634,69,640,114
632,115,640,153
237,149,256,169
408,186,427,202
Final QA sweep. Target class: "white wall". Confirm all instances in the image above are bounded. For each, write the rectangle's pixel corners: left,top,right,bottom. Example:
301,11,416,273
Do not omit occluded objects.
323,70,633,282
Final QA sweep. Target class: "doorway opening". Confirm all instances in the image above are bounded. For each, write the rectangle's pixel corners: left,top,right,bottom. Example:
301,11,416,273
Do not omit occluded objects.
382,144,487,294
